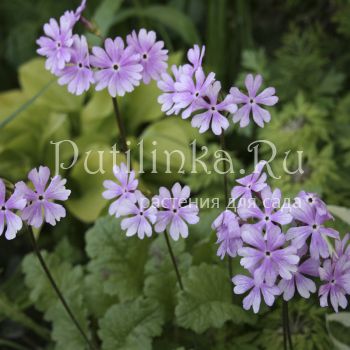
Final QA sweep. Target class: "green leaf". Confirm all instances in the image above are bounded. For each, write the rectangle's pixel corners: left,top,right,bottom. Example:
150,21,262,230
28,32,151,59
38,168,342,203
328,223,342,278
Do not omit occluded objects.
98,298,164,350
85,216,150,301
326,313,350,350
328,205,350,225
175,263,251,333
22,252,91,350
111,6,200,45
93,0,124,37
19,58,83,112
0,81,53,130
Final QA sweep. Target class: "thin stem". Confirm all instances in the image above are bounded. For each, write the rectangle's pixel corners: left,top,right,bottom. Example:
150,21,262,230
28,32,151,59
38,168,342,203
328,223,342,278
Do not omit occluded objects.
282,301,288,350
284,301,294,350
163,231,184,290
111,97,129,155
27,227,97,350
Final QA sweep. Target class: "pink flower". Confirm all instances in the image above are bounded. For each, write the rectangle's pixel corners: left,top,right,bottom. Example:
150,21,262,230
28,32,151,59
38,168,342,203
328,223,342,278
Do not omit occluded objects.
36,15,74,74
237,186,292,231
0,180,26,240
127,29,168,84
319,256,350,312
118,191,157,239
233,272,280,314
212,210,242,259
16,167,71,228
153,183,199,241
230,74,278,128
238,225,299,285
191,81,237,135
90,37,143,97
57,35,94,95
102,163,138,218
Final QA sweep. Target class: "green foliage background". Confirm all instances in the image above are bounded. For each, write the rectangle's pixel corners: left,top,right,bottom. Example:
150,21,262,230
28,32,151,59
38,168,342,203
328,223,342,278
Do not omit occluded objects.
0,0,350,349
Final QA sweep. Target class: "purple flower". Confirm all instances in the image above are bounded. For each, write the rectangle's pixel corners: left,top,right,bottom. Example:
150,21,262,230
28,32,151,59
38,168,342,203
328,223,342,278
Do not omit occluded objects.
102,163,138,218
319,256,350,312
75,0,87,19
37,15,74,74
191,81,237,135
173,67,215,119
118,191,157,239
212,210,242,259
231,160,267,201
279,256,319,301
62,0,87,28
90,37,143,97
286,201,339,260
0,180,26,240
232,272,280,313
230,74,278,128
57,35,94,95
126,29,168,84
16,167,71,228
296,191,330,218
157,65,190,115
238,225,299,285
153,183,199,241
238,186,293,231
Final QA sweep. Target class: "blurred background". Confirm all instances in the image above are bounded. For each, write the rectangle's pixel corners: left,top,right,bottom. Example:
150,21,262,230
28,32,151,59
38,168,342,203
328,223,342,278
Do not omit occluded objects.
1,0,350,349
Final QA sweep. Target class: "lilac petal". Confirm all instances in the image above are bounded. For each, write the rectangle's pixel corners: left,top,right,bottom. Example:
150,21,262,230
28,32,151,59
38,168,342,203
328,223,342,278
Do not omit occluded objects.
22,203,44,228
295,273,316,298
44,201,66,226
28,166,50,194
169,215,188,240
255,87,278,106
245,74,262,97
232,275,254,294
299,258,319,277
286,226,311,248
229,87,249,104
0,180,5,205
233,104,251,127
241,225,265,250
4,211,23,240
45,176,71,201
261,284,280,306
251,104,271,127
279,278,295,301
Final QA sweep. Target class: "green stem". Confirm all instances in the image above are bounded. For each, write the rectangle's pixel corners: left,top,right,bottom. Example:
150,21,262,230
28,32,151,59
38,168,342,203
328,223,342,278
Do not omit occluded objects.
27,227,97,350
282,300,293,350
163,231,184,291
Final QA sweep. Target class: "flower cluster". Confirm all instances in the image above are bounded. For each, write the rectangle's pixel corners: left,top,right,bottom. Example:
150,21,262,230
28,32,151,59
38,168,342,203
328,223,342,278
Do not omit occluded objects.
0,167,71,239
157,46,278,135
102,163,199,240
212,162,350,313
37,1,168,96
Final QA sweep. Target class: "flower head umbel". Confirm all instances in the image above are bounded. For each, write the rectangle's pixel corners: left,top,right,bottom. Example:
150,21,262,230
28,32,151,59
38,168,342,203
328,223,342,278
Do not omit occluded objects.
102,163,138,218
191,81,238,135
36,15,74,74
279,252,319,301
232,272,280,314
319,256,350,312
127,29,168,84
237,186,292,231
153,183,199,241
173,67,215,119
16,167,71,228
57,35,94,95
230,74,278,128
212,210,242,259
238,225,299,285
90,37,143,97
231,160,267,201
286,200,339,260
0,180,26,240
118,191,157,239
